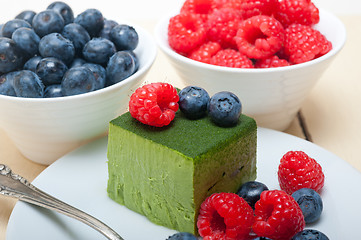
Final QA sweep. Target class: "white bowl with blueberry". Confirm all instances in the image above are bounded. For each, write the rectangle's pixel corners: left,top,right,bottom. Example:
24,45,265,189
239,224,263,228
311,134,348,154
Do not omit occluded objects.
0,2,157,165
154,0,346,131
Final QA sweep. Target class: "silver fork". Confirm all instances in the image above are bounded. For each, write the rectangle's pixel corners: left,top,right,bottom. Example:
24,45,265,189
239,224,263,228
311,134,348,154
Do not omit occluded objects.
0,164,123,240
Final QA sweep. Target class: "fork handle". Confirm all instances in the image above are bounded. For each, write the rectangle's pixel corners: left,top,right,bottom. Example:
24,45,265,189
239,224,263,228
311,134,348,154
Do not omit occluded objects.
0,164,124,240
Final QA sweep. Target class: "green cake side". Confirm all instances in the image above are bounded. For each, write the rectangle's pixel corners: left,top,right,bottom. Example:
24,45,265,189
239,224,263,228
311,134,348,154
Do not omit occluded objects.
107,111,257,234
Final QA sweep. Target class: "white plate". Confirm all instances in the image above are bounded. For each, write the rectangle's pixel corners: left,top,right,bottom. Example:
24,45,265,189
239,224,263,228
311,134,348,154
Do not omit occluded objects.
6,128,361,239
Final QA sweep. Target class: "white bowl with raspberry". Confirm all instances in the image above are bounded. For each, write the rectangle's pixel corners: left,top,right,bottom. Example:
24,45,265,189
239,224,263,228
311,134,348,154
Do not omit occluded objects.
155,6,346,131
0,21,157,165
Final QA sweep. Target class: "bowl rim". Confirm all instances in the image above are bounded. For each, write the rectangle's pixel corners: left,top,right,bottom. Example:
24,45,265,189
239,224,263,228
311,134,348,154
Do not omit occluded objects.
154,8,347,74
0,20,157,103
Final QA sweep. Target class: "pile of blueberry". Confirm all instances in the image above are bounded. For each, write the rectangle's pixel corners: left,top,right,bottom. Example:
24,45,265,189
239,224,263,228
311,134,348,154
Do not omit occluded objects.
0,1,139,98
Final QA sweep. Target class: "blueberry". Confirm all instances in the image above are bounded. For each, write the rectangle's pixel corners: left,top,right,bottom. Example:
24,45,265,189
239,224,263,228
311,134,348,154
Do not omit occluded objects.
291,229,329,240
110,24,138,51
292,188,323,224
83,63,106,90
0,37,24,73
36,57,68,86
38,33,75,65
208,91,242,127
47,1,74,25
61,66,96,96
44,84,62,98
179,86,210,119
23,55,42,72
106,51,135,86
99,19,118,40
82,38,116,66
126,50,139,71
236,181,269,209
12,70,44,98
61,23,90,56
70,58,86,68
166,232,198,240
74,9,104,37
15,10,37,24
12,27,40,57
0,72,16,96
1,19,31,38
32,10,65,37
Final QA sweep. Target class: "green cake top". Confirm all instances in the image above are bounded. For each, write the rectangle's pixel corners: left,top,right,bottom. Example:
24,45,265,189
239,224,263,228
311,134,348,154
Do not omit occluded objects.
110,111,256,160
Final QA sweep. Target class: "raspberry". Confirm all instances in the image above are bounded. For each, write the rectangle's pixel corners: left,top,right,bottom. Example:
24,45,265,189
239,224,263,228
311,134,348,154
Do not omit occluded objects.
180,0,216,21
197,192,254,240
129,82,179,127
278,151,325,194
274,0,320,27
213,0,243,11
210,49,254,68
188,41,221,64
253,190,305,240
284,24,332,64
206,8,242,49
235,15,285,60
255,55,290,68
168,12,207,55
239,0,279,19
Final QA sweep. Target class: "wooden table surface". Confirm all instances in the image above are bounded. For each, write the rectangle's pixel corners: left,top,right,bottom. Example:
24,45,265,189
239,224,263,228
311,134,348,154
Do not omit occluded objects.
1,14,360,240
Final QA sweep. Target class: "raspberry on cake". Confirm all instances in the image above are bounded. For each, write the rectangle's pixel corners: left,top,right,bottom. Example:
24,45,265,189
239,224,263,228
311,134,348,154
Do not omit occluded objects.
107,84,257,234
129,82,179,127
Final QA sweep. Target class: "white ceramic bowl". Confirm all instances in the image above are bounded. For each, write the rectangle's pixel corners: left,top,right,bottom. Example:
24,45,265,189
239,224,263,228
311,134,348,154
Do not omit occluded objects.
155,9,346,131
0,23,157,165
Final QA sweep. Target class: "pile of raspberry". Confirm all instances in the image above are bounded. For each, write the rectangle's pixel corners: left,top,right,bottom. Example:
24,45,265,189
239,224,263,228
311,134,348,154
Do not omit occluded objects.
167,0,332,68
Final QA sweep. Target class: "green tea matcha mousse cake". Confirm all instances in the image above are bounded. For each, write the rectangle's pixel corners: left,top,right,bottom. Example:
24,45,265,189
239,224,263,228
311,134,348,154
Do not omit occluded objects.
107,83,257,234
